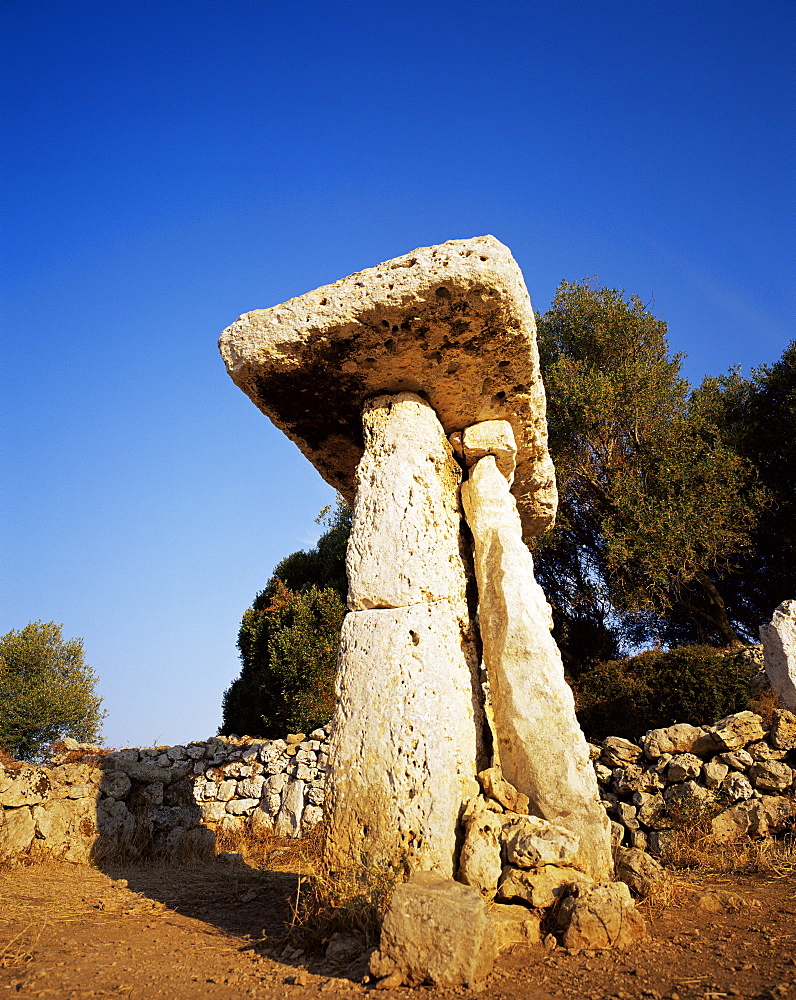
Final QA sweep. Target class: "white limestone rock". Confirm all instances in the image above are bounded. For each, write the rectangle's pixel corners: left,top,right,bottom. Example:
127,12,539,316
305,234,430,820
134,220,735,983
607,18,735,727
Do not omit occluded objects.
0,806,36,858
460,419,517,484
555,882,647,950
274,779,305,838
370,871,496,988
461,452,612,880
601,737,643,768
346,394,469,611
707,711,766,752
503,815,581,869
666,754,703,783
488,903,543,951
324,602,482,876
641,723,713,760
760,600,796,710
497,864,592,908
219,235,557,537
458,806,505,894
769,709,796,750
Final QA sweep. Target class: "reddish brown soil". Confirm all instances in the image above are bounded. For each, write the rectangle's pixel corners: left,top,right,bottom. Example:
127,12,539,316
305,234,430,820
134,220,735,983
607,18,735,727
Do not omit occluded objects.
1,853,794,1000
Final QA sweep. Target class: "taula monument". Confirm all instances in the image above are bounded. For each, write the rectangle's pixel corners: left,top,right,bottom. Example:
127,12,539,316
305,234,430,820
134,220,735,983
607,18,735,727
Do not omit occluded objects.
219,236,613,895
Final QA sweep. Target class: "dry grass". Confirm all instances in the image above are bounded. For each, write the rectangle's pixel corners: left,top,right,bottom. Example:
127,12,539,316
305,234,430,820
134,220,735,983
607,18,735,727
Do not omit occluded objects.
287,849,408,952
213,819,323,874
747,687,780,725
0,921,44,970
205,819,406,951
659,806,796,878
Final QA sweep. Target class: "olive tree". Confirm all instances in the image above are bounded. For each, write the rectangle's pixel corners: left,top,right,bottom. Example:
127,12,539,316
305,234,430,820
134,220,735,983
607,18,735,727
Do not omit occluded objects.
0,621,106,761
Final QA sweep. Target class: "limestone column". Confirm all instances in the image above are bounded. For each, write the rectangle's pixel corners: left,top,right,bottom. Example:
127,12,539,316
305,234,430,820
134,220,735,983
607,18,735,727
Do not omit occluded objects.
324,392,484,876
460,422,612,880
760,600,796,710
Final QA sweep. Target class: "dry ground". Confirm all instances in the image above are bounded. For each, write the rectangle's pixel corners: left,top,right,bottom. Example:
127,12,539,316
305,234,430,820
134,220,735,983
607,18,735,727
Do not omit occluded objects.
1,836,795,1000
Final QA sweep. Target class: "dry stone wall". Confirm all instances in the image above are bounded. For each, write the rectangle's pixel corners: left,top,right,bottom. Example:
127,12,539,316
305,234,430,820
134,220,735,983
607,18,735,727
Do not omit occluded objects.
0,726,330,863
2,709,794,865
590,708,796,854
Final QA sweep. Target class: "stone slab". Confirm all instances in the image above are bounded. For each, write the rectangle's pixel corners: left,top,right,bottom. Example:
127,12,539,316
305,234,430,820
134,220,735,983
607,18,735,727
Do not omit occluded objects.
219,236,557,537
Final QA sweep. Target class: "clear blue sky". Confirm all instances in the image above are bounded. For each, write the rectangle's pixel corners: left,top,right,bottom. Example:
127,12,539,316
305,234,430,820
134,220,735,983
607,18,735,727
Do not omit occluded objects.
2,1,793,749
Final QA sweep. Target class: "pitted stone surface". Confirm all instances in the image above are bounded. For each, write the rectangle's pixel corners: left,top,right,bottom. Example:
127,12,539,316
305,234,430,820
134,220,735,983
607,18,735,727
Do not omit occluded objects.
760,599,796,710
219,236,557,537
345,393,468,611
324,601,482,876
461,453,612,880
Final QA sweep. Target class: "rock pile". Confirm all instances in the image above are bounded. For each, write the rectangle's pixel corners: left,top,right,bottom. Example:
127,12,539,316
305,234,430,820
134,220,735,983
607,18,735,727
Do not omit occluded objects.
0,728,330,862
589,709,796,853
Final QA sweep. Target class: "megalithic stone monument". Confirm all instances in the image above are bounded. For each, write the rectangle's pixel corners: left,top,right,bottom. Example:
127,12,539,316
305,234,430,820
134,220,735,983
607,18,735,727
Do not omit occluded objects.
219,235,611,880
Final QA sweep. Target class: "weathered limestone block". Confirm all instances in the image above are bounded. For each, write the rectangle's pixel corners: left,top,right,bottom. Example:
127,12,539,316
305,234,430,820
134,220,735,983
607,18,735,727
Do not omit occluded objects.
101,770,132,800
325,602,482,875
96,798,135,843
274,779,305,838
458,419,517,484
760,600,796,710
614,847,667,899
641,723,713,760
369,872,496,988
711,795,796,841
0,766,50,807
325,392,483,876
458,805,506,893
600,737,643,768
748,760,794,793
219,236,557,538
707,711,766,752
503,815,580,868
667,754,703,783
345,394,468,610
555,882,647,950
497,864,592,908
703,759,730,789
488,903,543,951
769,709,796,750
476,766,529,813
32,797,97,862
461,450,612,880
719,771,754,802
0,806,36,857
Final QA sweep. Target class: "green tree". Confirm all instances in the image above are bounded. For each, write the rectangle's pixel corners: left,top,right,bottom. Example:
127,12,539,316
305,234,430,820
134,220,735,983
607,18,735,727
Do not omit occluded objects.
533,280,760,665
220,580,346,738
221,496,351,737
272,495,351,601
0,621,106,761
692,340,796,633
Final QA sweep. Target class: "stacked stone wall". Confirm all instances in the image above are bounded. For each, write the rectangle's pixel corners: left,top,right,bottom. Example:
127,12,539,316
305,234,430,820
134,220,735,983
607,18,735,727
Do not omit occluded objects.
2,710,794,864
590,708,796,853
0,725,330,863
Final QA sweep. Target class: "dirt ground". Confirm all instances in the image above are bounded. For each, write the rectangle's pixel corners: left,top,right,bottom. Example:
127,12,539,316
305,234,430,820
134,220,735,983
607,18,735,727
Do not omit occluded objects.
1,845,794,1000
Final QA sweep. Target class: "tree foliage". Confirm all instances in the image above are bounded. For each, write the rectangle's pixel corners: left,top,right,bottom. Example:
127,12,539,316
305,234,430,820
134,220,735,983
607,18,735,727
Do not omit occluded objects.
272,496,351,601
576,645,757,741
691,341,796,637
533,280,761,665
220,498,350,738
0,621,106,761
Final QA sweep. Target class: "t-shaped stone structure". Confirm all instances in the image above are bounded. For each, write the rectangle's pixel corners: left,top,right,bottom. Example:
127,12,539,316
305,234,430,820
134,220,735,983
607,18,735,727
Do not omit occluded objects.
219,236,556,539
220,236,611,882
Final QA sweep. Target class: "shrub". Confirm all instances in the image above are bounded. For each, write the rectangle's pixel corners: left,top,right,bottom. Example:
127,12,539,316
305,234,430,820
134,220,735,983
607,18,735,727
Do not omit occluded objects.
220,580,346,738
576,645,757,741
0,621,105,761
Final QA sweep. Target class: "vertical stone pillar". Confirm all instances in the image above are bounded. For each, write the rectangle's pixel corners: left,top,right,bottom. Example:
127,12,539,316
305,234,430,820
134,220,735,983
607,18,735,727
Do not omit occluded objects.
324,393,484,876
760,600,796,711
461,425,612,880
